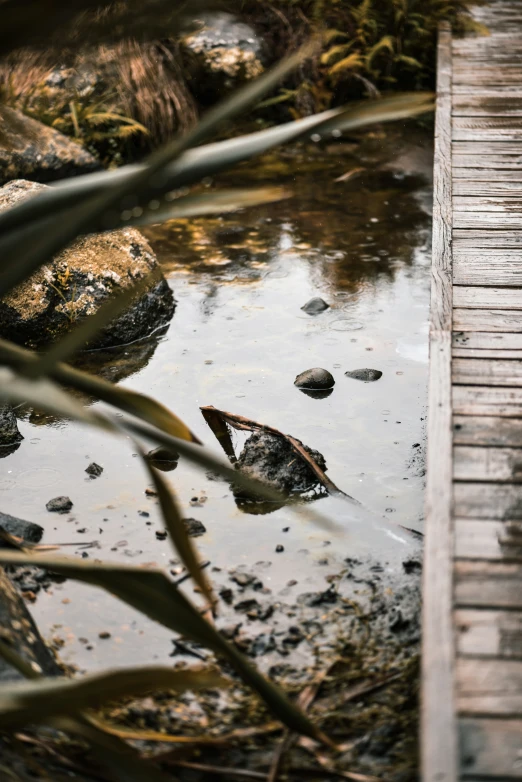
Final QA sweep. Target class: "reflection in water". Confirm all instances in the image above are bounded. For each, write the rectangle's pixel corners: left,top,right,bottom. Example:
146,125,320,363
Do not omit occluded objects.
3,123,433,670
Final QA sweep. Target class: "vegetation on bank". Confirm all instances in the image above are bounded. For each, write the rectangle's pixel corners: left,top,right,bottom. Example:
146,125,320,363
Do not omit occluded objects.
0,0,480,164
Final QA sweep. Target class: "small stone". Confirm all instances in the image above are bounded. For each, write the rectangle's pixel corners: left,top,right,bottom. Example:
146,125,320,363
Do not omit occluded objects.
145,487,158,496
294,367,335,391
183,518,206,537
345,368,383,382
301,297,330,315
230,571,256,587
0,403,23,446
155,530,168,540
146,446,180,472
138,510,150,518
275,544,284,553
98,631,111,639
85,462,103,478
46,496,73,514
219,587,234,604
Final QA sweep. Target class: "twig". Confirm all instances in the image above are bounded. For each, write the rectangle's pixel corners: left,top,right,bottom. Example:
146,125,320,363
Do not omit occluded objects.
313,670,404,714
174,560,210,587
169,761,266,780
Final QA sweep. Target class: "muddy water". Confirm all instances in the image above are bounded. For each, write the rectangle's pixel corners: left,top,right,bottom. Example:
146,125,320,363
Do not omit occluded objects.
4,125,432,671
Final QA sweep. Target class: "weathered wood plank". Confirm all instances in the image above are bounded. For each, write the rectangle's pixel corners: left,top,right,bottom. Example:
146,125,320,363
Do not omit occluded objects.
454,195,522,210
453,310,522,332
453,358,522,386
453,170,522,181
454,212,522,228
422,23,457,782
454,181,522,196
455,519,522,561
455,608,522,658
459,717,522,778
457,658,522,715
454,258,522,287
454,154,522,168
453,332,522,350
454,416,522,446
454,229,522,246
453,141,522,154
455,560,522,608
453,386,522,416
454,446,522,482
454,483,522,519
454,287,522,310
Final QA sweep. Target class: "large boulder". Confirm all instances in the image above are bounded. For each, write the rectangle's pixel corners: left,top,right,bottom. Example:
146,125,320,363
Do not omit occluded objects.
182,12,265,102
0,180,176,349
0,105,100,185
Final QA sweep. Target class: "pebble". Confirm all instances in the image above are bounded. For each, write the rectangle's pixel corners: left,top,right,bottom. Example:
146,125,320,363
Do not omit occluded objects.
146,446,180,471
294,367,335,390
345,368,383,382
98,631,111,639
85,462,103,478
183,518,207,537
301,297,330,315
275,544,284,553
46,496,73,513
155,530,168,540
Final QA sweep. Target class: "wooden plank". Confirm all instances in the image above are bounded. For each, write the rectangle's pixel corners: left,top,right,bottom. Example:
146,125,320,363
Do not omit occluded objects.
455,519,522,561
454,213,522,228
453,229,522,246
453,348,522,358
453,310,522,332
453,332,522,349
459,717,522,778
453,386,522,416
453,358,522,386
454,416,522,446
455,608,522,658
454,181,522,196
454,195,522,210
454,483,522,519
453,141,522,154
454,258,522,287
453,170,522,181
457,658,522,715
454,446,522,482
455,560,522,608
453,287,522,310
422,23,457,782
454,154,522,169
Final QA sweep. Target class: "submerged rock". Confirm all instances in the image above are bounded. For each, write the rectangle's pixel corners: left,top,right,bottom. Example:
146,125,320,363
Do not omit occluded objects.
184,518,206,537
85,462,103,478
183,13,264,101
345,368,383,382
301,297,330,315
0,181,175,349
294,367,335,391
46,496,73,514
0,404,23,446
0,105,100,185
235,431,327,494
0,511,43,545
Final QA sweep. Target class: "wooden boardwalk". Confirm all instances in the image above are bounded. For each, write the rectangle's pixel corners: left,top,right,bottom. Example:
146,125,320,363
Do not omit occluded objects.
423,3,522,780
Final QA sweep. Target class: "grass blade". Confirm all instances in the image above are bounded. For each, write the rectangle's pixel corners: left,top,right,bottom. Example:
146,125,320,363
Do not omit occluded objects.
0,551,327,742
0,666,224,728
139,446,215,607
0,337,201,444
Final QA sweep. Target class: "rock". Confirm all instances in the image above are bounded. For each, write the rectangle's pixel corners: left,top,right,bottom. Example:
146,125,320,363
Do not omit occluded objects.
46,496,73,514
183,518,207,537
0,181,176,349
275,544,284,553
85,462,103,478
0,567,61,681
301,297,330,315
0,404,23,447
235,431,327,494
155,530,168,540
294,367,335,391
0,511,43,545
0,105,100,185
345,368,383,382
182,13,264,101
145,446,180,471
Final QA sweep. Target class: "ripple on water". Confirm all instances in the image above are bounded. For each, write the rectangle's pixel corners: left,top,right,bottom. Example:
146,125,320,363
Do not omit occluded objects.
329,319,364,332
17,467,61,489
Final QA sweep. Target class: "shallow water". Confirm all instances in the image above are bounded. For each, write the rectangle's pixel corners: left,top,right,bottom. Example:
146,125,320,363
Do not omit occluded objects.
3,124,432,671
